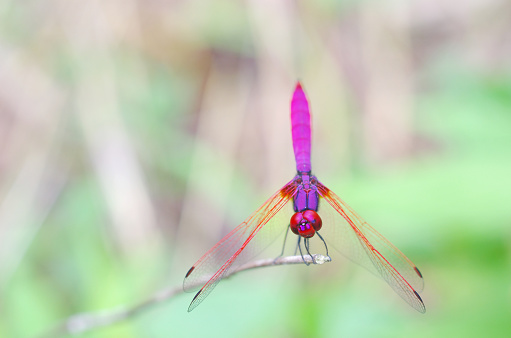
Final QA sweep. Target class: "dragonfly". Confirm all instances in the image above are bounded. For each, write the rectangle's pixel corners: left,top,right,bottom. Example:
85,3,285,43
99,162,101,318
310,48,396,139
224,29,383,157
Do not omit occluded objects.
183,82,425,313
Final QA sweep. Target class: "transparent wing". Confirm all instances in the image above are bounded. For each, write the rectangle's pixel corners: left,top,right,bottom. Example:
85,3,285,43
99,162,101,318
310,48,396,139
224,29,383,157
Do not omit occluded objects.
316,181,425,313
183,180,296,312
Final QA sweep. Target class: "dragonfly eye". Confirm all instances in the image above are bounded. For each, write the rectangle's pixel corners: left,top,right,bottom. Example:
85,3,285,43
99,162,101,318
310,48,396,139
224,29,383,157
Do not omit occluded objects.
289,213,302,235
303,210,322,231
289,210,322,238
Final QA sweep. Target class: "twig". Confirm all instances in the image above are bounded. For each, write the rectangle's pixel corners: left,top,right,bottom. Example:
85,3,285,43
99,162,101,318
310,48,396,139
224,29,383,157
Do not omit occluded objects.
39,254,331,337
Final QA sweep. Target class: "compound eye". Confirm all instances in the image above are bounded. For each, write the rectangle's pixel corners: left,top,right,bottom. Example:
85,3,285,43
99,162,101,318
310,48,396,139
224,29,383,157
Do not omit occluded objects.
289,210,322,238
289,212,302,235
302,210,322,231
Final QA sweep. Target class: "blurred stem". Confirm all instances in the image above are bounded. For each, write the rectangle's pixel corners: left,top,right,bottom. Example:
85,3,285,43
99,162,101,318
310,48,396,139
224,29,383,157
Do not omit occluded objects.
39,254,330,337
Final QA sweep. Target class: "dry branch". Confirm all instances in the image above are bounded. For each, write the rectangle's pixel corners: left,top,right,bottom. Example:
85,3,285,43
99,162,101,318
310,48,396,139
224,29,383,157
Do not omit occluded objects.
39,254,330,337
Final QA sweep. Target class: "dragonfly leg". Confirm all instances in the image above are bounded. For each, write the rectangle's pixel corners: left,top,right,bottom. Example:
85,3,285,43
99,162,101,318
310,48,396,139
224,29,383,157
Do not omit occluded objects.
297,236,310,266
304,238,315,264
274,225,291,264
316,231,331,260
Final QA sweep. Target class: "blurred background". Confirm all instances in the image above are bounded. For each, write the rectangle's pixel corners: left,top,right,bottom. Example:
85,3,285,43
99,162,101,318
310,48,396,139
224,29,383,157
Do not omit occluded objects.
1,0,511,337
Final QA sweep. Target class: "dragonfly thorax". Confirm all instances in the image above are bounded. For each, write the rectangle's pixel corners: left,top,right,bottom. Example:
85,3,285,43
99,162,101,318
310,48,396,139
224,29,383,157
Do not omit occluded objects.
293,173,319,212
290,210,322,238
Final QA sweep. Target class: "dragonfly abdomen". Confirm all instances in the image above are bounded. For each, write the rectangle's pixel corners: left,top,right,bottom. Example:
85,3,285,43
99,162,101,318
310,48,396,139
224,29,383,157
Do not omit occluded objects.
291,82,312,173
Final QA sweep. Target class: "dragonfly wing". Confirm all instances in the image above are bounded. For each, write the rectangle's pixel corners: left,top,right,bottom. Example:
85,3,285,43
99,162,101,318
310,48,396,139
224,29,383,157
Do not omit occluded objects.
183,181,296,312
316,181,425,313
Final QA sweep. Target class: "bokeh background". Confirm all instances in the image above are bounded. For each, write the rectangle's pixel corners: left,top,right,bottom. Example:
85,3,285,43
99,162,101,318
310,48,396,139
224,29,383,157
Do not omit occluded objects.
1,0,511,337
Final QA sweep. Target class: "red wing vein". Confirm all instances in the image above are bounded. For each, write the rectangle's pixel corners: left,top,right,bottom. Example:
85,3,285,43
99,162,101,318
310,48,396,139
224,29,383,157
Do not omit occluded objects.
317,183,425,312
185,182,296,311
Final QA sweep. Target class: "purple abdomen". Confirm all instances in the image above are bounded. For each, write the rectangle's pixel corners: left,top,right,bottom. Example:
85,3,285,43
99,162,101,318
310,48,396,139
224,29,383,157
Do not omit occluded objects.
291,82,311,173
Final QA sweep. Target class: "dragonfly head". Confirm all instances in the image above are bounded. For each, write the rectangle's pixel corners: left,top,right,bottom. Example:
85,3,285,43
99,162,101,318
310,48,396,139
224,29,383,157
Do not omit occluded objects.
290,210,322,238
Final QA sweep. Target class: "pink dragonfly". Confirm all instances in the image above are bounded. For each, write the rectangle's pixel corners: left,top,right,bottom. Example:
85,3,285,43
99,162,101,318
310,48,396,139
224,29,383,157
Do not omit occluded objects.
184,82,425,313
